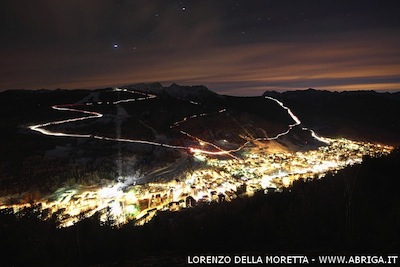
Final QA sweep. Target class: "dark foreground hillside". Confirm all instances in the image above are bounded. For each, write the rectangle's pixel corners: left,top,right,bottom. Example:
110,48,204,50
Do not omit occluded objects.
1,149,399,266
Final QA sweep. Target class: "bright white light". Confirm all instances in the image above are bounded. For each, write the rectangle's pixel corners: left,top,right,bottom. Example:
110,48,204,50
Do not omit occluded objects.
261,175,273,188
125,205,138,215
99,184,123,199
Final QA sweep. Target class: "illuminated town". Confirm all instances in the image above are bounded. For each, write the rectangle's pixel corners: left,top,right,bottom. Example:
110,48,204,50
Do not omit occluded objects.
0,88,394,228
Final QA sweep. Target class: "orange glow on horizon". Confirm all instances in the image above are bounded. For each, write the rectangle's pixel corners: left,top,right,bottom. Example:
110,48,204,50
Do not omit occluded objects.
1,32,399,95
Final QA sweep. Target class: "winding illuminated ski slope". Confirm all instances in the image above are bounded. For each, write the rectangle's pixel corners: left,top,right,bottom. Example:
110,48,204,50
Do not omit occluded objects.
29,104,103,138
29,89,185,149
29,87,324,155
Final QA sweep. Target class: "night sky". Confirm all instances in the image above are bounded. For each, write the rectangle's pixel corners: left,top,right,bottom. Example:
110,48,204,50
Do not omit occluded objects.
1,0,400,95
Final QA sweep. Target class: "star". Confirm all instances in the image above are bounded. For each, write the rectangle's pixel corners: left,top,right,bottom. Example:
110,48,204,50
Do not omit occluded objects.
113,44,118,49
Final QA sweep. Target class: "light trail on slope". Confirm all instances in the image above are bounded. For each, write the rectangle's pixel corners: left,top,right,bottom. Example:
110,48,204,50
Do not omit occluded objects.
263,96,301,125
112,88,157,104
304,128,331,144
29,86,330,161
169,93,324,157
28,88,186,149
255,96,301,142
170,109,227,129
94,135,186,149
28,87,225,153
258,96,329,144
180,130,241,160
29,105,103,138
173,94,327,157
